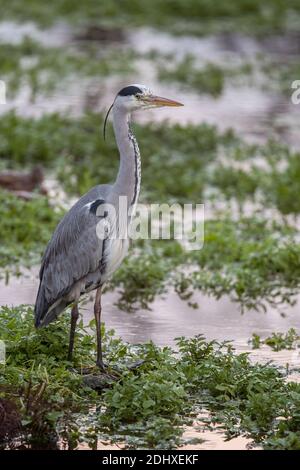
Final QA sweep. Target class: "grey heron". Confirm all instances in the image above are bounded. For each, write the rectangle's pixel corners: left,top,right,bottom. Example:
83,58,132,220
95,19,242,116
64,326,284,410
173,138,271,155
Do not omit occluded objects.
34,84,183,370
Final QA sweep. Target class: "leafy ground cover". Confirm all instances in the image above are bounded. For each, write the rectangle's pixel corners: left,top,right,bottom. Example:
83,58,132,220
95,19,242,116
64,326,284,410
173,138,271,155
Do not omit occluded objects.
0,189,62,272
1,112,300,312
0,112,235,200
2,112,300,216
111,217,300,313
1,305,300,450
2,185,300,313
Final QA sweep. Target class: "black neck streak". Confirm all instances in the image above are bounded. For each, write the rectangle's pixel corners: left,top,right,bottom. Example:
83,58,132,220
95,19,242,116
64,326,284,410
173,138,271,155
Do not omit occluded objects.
128,123,141,209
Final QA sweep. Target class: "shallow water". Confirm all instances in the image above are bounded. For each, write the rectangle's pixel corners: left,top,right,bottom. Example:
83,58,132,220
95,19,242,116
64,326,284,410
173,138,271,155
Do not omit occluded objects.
1,22,300,147
129,28,300,62
180,412,257,450
1,269,299,373
0,20,73,47
77,413,256,451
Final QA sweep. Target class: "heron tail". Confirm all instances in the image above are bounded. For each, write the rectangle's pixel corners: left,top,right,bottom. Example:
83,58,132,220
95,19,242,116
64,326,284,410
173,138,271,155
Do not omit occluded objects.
34,285,70,328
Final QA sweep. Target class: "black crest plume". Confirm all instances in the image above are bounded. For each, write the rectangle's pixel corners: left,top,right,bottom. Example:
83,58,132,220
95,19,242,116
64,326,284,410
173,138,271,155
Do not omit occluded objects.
103,102,114,141
103,86,142,140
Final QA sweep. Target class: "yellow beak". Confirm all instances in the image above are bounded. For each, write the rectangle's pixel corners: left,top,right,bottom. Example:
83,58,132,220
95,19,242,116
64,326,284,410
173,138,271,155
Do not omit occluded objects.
143,95,184,107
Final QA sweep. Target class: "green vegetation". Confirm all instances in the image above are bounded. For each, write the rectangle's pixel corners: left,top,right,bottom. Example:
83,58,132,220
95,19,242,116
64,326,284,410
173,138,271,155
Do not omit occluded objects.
158,55,253,97
249,328,300,351
0,38,135,99
3,111,300,216
3,182,299,314
0,190,63,272
209,146,300,216
159,57,225,97
0,305,100,449
0,0,300,35
1,113,300,312
0,112,236,201
111,217,300,313
1,26,299,104
260,58,300,97
156,49,300,107
1,305,300,449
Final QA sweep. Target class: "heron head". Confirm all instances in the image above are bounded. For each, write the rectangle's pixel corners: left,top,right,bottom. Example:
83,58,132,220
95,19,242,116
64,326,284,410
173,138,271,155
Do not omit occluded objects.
115,84,183,111
103,84,183,139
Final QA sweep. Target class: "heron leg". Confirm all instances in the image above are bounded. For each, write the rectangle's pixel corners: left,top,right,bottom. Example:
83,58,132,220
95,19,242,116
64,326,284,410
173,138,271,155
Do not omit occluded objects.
94,286,105,371
67,303,79,362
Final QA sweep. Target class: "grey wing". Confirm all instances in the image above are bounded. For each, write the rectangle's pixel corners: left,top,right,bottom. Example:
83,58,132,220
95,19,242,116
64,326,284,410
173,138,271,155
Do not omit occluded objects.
35,199,106,327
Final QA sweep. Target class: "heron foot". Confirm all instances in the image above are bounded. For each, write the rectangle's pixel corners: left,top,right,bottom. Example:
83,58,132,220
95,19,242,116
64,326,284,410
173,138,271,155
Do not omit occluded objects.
96,359,106,372
77,360,120,379
96,361,122,380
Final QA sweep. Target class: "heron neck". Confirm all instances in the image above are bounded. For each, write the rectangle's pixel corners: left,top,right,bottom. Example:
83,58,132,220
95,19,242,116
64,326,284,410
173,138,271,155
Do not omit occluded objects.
113,107,141,210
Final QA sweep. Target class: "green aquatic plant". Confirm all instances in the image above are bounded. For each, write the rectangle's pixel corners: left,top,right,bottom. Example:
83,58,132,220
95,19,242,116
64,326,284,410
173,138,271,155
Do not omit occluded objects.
110,217,300,314
158,57,225,97
158,55,253,97
0,0,299,35
1,113,300,312
1,185,300,313
249,329,300,352
0,38,135,99
261,57,300,98
3,112,300,216
263,151,300,216
209,141,300,216
249,333,262,349
1,305,300,449
0,189,63,271
0,112,235,201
